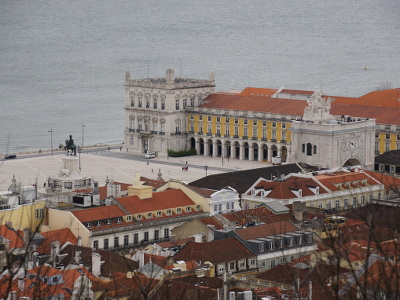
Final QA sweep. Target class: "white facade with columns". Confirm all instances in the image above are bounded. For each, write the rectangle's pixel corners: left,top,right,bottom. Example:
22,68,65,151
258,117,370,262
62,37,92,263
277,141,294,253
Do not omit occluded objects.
124,69,215,155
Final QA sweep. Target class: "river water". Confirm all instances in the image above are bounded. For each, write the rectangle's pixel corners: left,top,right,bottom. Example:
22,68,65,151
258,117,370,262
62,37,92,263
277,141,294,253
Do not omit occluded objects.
1,0,399,154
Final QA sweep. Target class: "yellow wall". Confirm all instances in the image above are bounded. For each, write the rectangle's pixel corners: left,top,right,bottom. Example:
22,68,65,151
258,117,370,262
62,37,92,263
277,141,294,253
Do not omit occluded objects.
0,199,47,231
189,114,291,142
48,208,90,247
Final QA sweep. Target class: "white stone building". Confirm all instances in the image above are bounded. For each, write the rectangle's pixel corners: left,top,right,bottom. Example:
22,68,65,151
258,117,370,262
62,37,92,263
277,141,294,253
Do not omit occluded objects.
124,69,215,155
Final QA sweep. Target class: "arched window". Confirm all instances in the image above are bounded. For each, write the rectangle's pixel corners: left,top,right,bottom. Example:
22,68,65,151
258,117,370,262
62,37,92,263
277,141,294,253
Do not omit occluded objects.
307,143,312,156
313,145,317,154
302,144,305,153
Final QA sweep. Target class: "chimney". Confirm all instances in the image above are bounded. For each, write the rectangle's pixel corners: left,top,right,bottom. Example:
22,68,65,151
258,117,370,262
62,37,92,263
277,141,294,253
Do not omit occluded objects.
91,252,102,277
74,250,82,264
23,228,30,248
169,235,176,243
50,241,60,266
128,172,153,199
18,278,25,291
92,181,99,195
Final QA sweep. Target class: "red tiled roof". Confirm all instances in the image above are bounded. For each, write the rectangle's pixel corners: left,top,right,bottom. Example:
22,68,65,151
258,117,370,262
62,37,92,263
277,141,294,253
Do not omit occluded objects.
363,170,400,192
247,176,329,199
315,171,380,191
234,221,299,240
239,87,278,97
174,238,255,264
199,91,400,125
116,189,197,214
334,88,400,109
198,216,224,230
36,228,78,254
0,225,24,249
72,205,125,222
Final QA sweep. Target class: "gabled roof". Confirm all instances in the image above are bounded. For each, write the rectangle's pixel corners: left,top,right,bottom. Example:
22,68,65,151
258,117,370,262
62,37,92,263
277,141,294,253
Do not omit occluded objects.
174,238,255,264
190,164,304,194
116,189,197,214
60,244,138,276
363,170,400,192
234,221,299,240
36,228,78,254
246,175,329,199
375,150,400,165
0,225,24,249
315,171,380,191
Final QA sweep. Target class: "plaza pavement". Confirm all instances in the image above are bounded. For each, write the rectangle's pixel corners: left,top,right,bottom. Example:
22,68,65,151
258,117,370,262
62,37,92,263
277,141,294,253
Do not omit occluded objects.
0,146,272,192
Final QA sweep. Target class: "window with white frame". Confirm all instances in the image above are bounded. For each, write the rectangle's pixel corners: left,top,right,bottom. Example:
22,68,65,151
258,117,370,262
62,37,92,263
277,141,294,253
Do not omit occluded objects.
185,206,191,212
229,261,235,270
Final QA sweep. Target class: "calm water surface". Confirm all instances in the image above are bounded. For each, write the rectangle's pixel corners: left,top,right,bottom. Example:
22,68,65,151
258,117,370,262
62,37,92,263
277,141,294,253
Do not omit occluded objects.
1,0,399,153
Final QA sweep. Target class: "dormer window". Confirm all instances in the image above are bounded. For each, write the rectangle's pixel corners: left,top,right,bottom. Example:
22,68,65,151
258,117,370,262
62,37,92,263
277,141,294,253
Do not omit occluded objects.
156,211,162,217
106,219,111,225
166,209,172,216
269,242,274,250
126,216,132,222
116,217,122,223
185,206,191,213
96,221,102,227
147,212,153,219
137,214,142,220
195,205,201,211
288,238,293,247
87,223,91,228
177,208,182,214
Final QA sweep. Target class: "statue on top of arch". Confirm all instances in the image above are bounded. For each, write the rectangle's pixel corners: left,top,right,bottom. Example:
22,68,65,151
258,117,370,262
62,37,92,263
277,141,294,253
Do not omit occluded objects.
303,87,334,122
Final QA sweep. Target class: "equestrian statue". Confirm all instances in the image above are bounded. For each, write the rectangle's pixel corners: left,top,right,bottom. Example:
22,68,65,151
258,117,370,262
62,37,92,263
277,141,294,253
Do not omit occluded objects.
65,135,77,156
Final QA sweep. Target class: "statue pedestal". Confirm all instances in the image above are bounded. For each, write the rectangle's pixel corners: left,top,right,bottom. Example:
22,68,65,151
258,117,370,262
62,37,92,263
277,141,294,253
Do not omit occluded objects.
62,155,79,177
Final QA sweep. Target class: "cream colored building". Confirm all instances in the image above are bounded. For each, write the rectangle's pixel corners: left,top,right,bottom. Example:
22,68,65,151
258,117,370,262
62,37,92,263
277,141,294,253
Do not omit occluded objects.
124,69,215,155
241,169,384,211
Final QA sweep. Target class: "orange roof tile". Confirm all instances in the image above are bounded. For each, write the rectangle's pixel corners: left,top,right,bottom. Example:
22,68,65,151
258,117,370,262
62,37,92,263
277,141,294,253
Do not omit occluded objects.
199,91,400,125
36,228,78,254
116,189,196,214
72,205,125,222
0,225,24,249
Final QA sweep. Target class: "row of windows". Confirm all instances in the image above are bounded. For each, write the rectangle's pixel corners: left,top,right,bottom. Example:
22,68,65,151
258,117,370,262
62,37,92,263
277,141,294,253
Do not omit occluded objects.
302,143,317,156
192,124,286,140
192,115,285,128
93,228,170,250
308,195,374,209
213,202,235,213
376,133,400,140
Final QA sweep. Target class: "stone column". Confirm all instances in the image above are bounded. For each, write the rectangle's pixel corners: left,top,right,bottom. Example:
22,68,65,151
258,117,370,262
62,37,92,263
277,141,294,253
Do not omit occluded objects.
239,144,245,160
195,139,201,156
204,141,209,156
267,145,273,162
231,146,235,159
258,144,263,162
212,141,218,158
249,145,254,161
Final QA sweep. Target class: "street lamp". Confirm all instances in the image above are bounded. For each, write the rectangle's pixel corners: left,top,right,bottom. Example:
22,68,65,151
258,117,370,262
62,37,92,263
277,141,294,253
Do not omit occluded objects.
48,127,53,156
82,121,86,149
78,146,82,171
204,165,208,177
